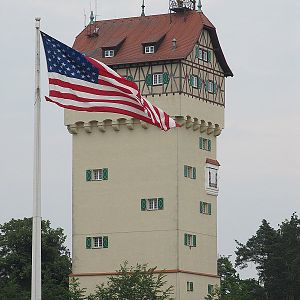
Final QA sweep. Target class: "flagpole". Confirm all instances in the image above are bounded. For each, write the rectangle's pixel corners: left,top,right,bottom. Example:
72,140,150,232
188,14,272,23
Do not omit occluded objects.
32,17,42,300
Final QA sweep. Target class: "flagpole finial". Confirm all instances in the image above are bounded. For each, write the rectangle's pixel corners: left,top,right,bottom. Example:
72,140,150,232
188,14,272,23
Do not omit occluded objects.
197,0,202,12
35,17,41,28
141,0,145,16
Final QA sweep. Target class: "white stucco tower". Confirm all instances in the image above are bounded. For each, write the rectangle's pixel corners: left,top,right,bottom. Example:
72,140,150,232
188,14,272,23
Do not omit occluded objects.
67,2,232,299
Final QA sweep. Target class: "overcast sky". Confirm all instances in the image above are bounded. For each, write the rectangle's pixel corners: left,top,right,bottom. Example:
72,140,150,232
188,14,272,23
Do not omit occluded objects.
1,0,299,278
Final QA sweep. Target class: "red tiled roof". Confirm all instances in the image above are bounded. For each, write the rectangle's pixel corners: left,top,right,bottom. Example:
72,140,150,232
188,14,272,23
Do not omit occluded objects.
206,158,220,166
73,11,233,77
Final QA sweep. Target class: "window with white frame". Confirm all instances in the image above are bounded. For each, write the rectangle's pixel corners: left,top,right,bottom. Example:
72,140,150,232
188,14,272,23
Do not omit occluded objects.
145,45,155,53
187,281,194,292
86,168,109,181
200,201,212,215
93,169,103,181
184,233,196,247
208,168,218,188
141,198,164,211
207,80,214,93
153,73,163,85
198,47,209,62
147,198,158,210
104,49,115,57
191,75,198,88
205,160,219,196
93,236,103,248
184,165,196,179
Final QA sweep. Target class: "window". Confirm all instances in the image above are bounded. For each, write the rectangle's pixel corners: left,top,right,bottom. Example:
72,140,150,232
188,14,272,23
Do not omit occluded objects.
200,201,212,215
146,73,169,86
85,236,109,249
191,75,198,88
184,233,196,247
141,198,164,211
153,73,163,85
208,284,214,295
196,46,211,62
104,49,114,57
208,168,218,188
199,137,211,151
184,165,196,179
187,281,194,292
145,45,155,53
86,168,108,181
93,236,103,248
205,159,220,196
205,80,218,94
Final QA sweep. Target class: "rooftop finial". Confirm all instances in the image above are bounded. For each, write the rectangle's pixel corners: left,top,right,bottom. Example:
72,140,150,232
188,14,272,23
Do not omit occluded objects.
141,0,145,16
197,0,202,12
90,11,95,24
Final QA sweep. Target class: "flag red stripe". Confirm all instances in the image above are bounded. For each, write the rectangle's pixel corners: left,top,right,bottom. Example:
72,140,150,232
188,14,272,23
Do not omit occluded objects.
45,96,152,123
49,90,144,111
49,78,136,100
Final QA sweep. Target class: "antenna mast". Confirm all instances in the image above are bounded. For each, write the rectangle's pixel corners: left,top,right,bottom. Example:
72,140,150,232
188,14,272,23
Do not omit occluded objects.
141,0,145,16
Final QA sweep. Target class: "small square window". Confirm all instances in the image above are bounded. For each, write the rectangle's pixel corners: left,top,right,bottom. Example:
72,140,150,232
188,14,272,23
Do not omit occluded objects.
153,73,163,85
187,281,194,292
93,237,103,248
104,49,114,57
93,169,103,181
200,201,212,215
147,198,158,210
145,45,155,53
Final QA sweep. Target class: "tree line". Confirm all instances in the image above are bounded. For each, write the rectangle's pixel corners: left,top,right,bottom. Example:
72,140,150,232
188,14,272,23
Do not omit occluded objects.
0,214,299,299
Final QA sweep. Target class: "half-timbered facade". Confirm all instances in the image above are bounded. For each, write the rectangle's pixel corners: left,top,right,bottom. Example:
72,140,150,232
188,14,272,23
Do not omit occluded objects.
67,3,232,299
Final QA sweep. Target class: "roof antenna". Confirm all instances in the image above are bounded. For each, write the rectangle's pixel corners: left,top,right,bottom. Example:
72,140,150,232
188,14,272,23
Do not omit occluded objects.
197,0,202,12
141,0,145,16
94,0,100,22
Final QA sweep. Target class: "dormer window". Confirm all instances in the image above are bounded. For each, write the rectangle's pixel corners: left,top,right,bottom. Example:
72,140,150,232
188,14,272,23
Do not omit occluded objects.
104,49,115,57
145,45,155,54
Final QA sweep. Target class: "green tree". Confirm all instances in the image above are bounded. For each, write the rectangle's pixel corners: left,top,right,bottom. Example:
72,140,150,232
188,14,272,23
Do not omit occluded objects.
0,218,71,299
69,277,88,300
89,262,174,300
235,214,300,300
205,256,265,300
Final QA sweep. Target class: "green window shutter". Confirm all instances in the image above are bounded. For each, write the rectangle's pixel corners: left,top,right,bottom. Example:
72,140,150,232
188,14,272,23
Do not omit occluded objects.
190,282,194,291
205,80,209,91
213,82,218,94
141,199,147,211
86,237,92,249
208,203,212,215
198,77,202,89
193,167,196,179
208,140,212,151
195,45,199,58
199,137,203,149
189,74,193,87
184,165,188,177
103,236,109,248
86,170,92,181
126,75,134,81
146,74,153,86
158,198,164,210
208,284,214,294
200,201,204,213
184,233,188,246
103,168,109,180
163,73,169,84
193,235,197,247
208,51,212,63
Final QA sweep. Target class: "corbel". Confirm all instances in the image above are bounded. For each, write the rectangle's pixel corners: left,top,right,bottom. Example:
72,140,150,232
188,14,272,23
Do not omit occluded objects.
207,122,214,135
185,116,193,129
214,124,222,136
67,124,78,135
200,120,207,133
193,118,200,131
175,116,185,127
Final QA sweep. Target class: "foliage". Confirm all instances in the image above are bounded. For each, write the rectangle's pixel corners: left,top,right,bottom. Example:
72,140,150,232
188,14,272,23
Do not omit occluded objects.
69,277,88,300
0,217,71,299
88,262,174,300
235,213,300,300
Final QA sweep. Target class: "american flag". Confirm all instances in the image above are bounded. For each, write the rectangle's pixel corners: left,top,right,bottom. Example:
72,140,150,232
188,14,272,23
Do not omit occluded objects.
41,32,177,131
